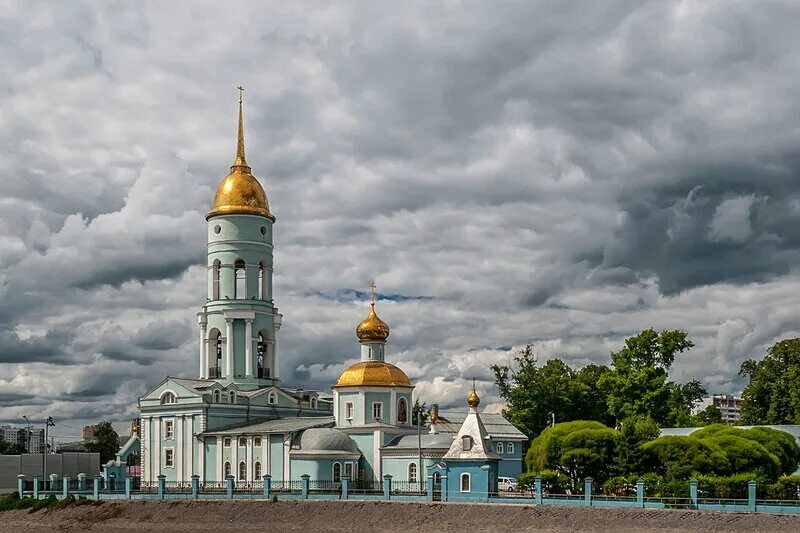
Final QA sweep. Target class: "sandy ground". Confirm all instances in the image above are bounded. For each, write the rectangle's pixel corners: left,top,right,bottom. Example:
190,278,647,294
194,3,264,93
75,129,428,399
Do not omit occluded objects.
2,499,799,532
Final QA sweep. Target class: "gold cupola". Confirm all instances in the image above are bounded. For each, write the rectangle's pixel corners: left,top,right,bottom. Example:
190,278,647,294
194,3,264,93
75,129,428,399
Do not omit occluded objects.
334,360,413,388
356,281,389,343
467,382,480,408
207,88,274,221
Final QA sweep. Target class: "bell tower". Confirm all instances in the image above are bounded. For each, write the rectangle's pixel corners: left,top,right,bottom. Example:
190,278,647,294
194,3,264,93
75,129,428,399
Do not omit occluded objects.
197,88,281,388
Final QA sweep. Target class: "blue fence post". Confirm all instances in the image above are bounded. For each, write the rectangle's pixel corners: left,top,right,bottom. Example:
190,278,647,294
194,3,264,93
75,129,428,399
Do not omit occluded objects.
93,476,100,499
301,474,310,499
748,480,756,512
383,475,392,500
341,475,350,500
441,475,448,502
636,479,645,508
263,474,271,498
191,475,199,499
33,475,40,499
77,473,86,492
534,476,542,505
17,474,25,496
125,477,133,499
584,477,593,506
157,475,166,500
62,475,70,499
427,475,434,501
689,478,698,510
226,476,234,499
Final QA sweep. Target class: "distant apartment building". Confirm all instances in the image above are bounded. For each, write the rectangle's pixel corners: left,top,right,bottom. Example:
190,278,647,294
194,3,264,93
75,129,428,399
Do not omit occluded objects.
694,394,743,422
0,425,45,453
82,425,96,440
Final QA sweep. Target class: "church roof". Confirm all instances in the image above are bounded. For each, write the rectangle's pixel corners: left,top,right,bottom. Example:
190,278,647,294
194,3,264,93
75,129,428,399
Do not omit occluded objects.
202,416,334,436
382,433,454,450
442,390,501,461
434,410,527,440
291,428,360,458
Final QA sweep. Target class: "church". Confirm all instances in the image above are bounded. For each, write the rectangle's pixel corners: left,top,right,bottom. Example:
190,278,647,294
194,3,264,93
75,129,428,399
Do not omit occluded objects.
137,94,525,490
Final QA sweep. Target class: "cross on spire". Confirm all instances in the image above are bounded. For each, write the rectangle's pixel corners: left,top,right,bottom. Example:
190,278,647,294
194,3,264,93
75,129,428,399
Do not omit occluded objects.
237,85,244,104
369,280,377,306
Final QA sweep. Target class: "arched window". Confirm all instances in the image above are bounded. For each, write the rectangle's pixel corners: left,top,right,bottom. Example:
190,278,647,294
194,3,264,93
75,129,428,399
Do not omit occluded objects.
332,462,341,483
257,333,268,379
268,391,277,405
310,397,317,409
254,461,262,479
212,390,221,403
397,398,407,423
224,461,231,479
408,462,417,483
460,473,471,492
508,442,515,454
496,442,504,454
229,391,236,404
234,259,246,299
239,461,247,480
160,392,176,405
258,262,266,300
212,260,221,300
210,329,222,379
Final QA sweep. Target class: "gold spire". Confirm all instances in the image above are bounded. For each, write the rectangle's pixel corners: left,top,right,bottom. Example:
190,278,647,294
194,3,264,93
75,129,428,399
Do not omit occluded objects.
356,281,390,342
467,379,480,408
207,87,273,221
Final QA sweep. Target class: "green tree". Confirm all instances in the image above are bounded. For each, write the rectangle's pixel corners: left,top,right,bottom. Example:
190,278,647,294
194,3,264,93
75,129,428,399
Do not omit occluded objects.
739,338,800,424
692,424,800,476
526,420,618,490
411,399,429,426
694,405,724,425
700,435,780,482
641,436,729,479
85,421,119,463
599,329,702,426
0,441,26,455
613,415,660,476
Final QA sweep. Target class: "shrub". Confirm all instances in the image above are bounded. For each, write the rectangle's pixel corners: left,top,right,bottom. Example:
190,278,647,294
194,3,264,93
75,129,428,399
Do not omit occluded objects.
696,473,757,500
767,476,800,501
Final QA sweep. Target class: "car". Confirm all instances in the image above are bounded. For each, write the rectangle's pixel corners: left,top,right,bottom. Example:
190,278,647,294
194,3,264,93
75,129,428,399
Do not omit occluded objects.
498,477,518,492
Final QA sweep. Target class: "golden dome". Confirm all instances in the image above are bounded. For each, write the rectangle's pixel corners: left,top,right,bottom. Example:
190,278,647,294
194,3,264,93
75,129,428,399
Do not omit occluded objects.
467,387,480,408
334,361,413,388
207,91,275,221
356,303,390,342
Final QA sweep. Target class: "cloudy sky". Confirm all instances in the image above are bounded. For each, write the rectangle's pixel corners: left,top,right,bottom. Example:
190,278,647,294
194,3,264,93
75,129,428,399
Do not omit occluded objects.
2,1,800,438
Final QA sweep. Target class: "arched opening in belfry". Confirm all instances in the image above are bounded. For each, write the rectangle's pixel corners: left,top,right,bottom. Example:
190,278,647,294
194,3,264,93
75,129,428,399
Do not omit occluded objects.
212,259,221,300
209,328,222,378
257,332,270,379
258,262,266,300
234,259,246,299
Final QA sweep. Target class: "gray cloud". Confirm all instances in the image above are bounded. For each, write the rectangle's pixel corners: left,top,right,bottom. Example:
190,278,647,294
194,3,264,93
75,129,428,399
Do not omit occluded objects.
1,0,800,431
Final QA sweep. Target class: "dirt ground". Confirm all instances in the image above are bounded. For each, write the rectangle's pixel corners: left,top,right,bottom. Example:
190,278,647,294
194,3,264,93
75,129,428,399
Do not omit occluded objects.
2,499,799,532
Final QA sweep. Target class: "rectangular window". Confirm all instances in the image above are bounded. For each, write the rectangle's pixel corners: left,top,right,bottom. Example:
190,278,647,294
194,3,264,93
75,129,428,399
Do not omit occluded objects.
254,437,262,447
372,402,383,421
223,436,231,447
345,402,354,420
345,462,353,478
164,448,174,468
238,437,247,447
507,442,514,454
496,442,504,454
164,419,174,440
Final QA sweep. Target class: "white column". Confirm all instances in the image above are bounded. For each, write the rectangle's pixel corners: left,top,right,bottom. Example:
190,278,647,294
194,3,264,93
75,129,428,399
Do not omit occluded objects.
185,416,193,477
373,429,382,481
141,416,149,482
198,436,204,482
225,319,234,378
246,436,254,481
176,415,184,482
199,323,207,378
232,436,239,480
332,391,339,425
153,417,161,479
245,319,253,378
273,314,282,380
216,436,223,482
390,389,397,425
283,435,290,481
261,435,268,478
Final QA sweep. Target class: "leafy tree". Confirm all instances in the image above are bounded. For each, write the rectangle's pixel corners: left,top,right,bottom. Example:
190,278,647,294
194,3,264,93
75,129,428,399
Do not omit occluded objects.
598,329,702,426
492,346,612,438
613,415,660,476
692,424,800,476
700,435,780,482
526,420,618,490
85,421,119,463
411,399,429,426
0,441,26,455
694,405,724,426
641,436,729,479
739,338,800,424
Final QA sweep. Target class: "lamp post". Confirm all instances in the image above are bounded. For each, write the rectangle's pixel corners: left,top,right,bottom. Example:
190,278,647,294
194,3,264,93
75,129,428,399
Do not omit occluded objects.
22,415,31,453
43,417,54,484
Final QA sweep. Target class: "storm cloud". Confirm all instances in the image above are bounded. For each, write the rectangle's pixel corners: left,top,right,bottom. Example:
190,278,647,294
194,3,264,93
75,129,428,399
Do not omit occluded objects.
1,1,800,435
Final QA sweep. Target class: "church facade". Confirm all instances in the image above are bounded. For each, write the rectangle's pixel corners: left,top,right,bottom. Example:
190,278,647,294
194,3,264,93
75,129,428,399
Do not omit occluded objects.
137,96,525,487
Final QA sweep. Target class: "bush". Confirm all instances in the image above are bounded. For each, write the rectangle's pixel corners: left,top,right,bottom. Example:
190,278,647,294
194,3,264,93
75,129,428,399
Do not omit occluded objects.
520,469,570,494
656,478,690,498
601,475,638,496
696,473,757,500
767,476,800,500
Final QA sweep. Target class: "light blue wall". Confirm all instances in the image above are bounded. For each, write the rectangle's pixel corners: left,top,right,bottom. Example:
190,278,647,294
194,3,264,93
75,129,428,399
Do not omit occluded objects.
495,440,524,478
205,437,217,481
338,391,361,426
269,435,284,482
349,433,375,481
445,461,498,501
381,457,436,482
364,392,390,423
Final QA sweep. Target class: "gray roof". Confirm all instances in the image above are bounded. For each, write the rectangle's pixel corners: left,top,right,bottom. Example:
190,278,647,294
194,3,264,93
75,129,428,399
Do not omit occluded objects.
435,411,527,440
203,416,334,436
383,433,454,450
292,428,360,455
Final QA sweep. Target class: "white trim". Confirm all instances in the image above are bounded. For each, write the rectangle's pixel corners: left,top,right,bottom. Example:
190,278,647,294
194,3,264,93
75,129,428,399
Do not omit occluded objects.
176,415,183,480
262,434,269,478
507,442,514,455
159,389,179,404
163,418,175,440
216,436,223,481
198,437,205,482
185,416,194,478
225,319,234,377
246,436,254,481
232,435,239,476
332,461,342,482
460,473,471,493
345,401,354,420
397,397,408,424
407,461,418,483
245,319,253,377
238,460,247,481
373,429,382,481
223,460,232,479
153,417,161,478
163,446,175,469
372,402,383,422
496,442,504,454
283,434,290,481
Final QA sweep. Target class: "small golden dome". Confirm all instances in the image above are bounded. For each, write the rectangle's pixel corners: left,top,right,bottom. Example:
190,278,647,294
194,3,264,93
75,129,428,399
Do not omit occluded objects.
356,304,390,343
467,388,480,408
207,90,275,221
334,361,413,388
